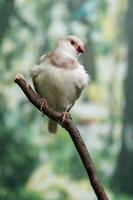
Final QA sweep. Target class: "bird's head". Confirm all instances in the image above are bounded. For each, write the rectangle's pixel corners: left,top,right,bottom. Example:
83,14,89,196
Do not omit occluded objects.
57,35,85,59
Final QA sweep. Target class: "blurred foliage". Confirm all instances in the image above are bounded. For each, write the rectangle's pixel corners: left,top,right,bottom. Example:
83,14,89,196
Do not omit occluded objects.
0,0,15,45
0,0,132,199
0,92,40,198
111,0,133,195
0,187,42,200
45,129,87,180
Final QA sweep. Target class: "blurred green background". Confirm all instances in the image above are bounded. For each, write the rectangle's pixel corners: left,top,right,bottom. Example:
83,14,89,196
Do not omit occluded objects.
0,0,133,199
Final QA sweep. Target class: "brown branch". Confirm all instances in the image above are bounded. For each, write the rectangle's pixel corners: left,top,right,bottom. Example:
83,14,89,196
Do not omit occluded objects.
14,73,109,200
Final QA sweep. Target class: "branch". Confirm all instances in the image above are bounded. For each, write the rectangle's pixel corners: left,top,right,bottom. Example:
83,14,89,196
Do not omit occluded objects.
14,73,109,200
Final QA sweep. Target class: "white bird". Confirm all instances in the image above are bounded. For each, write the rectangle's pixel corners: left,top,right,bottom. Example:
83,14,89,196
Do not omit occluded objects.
30,35,89,133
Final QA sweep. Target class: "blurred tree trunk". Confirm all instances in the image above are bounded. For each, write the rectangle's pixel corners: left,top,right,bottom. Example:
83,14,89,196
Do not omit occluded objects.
67,0,96,81
112,0,133,195
81,33,96,80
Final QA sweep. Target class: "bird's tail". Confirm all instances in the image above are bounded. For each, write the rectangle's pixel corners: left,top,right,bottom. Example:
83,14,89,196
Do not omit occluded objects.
48,119,58,134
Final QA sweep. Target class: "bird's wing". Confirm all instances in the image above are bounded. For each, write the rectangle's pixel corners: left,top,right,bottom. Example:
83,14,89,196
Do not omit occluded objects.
30,53,47,79
30,66,41,94
74,65,89,100
30,53,51,95
30,65,41,79
75,84,83,99
66,79,86,112
67,86,83,112
32,77,41,95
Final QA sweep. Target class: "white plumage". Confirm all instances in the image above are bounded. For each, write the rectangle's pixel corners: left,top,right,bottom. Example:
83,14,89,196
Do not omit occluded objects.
30,35,89,133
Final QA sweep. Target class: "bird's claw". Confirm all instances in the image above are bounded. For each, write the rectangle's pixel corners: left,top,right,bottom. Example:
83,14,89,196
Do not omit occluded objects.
61,112,69,125
40,98,47,113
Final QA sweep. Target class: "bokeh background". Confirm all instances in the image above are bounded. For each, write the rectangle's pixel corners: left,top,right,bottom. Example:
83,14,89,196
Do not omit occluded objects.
0,0,133,199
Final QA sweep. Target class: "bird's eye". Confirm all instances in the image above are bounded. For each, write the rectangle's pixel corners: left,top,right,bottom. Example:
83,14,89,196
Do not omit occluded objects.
70,40,75,45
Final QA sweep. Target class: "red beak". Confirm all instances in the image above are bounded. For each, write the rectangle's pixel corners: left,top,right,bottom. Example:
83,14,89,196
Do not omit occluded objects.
76,45,85,53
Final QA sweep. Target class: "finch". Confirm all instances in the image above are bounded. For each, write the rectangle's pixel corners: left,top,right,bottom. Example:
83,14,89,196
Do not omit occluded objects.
30,35,89,133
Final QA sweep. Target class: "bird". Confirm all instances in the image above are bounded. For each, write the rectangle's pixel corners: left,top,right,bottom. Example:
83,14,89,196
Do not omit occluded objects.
30,35,89,134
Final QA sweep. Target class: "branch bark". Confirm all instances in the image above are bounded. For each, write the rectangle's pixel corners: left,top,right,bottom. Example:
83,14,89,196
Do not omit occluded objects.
14,73,109,200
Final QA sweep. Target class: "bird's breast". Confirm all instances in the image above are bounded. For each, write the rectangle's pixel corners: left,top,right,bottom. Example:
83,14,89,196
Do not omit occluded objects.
36,63,88,111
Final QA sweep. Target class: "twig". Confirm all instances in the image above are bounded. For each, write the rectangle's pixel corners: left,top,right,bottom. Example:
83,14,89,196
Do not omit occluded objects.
14,73,109,200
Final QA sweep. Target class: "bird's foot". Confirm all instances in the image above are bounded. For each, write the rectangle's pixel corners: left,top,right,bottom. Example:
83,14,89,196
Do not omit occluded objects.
40,98,47,113
61,111,69,125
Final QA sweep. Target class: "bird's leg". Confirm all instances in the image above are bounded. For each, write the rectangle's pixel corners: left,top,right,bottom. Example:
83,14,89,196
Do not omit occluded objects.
61,111,70,125
39,98,48,113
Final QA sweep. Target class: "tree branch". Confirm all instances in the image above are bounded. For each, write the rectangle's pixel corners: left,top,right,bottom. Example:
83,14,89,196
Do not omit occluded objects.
14,73,109,200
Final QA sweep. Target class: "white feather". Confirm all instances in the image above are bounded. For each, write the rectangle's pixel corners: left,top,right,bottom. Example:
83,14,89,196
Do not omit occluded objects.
30,35,89,113
31,62,89,111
